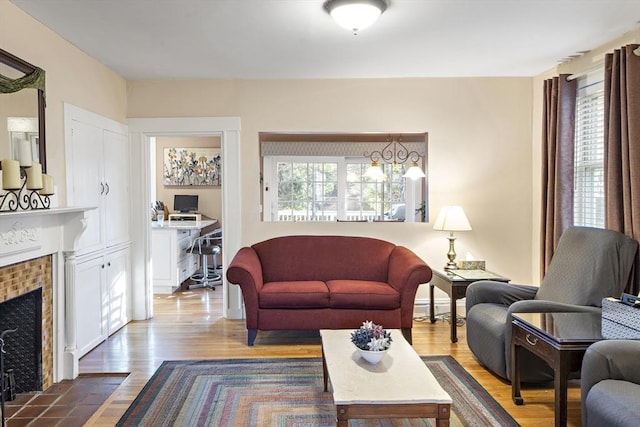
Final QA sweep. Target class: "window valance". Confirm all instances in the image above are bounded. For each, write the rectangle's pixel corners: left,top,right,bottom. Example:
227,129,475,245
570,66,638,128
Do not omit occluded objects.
261,140,425,158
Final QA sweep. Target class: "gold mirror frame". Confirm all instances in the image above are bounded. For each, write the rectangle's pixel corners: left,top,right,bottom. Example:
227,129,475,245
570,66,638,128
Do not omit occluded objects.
0,48,46,172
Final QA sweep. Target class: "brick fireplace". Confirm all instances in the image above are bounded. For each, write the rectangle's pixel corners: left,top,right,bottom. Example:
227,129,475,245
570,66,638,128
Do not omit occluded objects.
0,208,90,384
0,256,53,392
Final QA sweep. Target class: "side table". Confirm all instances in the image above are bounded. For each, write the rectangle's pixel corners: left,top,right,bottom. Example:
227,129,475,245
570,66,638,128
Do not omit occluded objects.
511,312,602,427
429,268,509,343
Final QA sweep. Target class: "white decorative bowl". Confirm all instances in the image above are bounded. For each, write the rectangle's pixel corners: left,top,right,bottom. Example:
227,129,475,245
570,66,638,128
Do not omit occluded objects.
357,347,388,365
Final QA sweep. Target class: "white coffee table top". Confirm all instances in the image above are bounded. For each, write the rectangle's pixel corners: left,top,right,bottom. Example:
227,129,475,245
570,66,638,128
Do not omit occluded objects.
320,329,452,405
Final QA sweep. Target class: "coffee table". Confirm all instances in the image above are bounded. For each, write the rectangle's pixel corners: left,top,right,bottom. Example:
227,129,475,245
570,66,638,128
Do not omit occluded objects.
320,329,452,426
511,312,602,427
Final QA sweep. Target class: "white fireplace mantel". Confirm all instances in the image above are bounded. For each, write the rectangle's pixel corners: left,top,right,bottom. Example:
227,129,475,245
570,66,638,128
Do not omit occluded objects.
0,207,93,382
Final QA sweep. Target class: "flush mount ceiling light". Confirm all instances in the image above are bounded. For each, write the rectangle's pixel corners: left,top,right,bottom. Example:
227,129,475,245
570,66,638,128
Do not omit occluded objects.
324,0,387,34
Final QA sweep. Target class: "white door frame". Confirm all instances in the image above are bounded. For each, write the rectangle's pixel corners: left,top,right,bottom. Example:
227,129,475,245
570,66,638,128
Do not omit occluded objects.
127,117,243,320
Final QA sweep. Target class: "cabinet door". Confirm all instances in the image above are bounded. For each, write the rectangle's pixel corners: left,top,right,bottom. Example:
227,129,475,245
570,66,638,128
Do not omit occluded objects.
104,129,130,247
75,256,107,357
68,120,105,253
106,247,130,335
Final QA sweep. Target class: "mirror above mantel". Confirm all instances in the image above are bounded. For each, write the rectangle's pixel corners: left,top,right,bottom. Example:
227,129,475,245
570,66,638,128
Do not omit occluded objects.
0,47,47,173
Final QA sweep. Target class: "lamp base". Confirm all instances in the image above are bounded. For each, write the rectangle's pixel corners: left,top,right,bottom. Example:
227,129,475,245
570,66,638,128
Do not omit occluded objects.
444,232,458,271
444,261,458,271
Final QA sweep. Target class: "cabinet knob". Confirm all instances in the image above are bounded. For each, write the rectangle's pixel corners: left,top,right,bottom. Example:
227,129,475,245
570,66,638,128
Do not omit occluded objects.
101,264,105,269
105,183,110,195
107,262,111,267
100,182,105,195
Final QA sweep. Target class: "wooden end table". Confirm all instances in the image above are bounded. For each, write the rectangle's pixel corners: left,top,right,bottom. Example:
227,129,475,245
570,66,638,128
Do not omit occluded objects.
429,268,509,342
320,329,452,427
511,312,602,427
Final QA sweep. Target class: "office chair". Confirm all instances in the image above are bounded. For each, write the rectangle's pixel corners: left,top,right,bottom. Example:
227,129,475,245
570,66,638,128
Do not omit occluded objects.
187,228,222,289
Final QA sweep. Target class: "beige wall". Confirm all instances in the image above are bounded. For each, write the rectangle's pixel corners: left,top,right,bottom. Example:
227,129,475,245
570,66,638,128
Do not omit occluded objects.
128,77,535,285
0,1,127,204
154,136,222,220
8,0,636,299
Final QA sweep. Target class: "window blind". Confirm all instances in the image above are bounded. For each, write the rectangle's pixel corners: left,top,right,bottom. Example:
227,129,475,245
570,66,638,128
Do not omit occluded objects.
573,74,604,228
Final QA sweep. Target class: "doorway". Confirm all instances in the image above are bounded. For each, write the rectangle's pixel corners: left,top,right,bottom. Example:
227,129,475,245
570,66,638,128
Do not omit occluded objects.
127,117,243,321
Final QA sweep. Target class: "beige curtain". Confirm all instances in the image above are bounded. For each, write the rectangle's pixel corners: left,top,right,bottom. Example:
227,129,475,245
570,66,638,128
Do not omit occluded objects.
541,75,576,277
604,44,640,295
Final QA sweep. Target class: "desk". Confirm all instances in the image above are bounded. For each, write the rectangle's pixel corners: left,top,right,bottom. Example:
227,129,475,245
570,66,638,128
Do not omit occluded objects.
151,219,218,293
511,312,602,427
429,268,509,343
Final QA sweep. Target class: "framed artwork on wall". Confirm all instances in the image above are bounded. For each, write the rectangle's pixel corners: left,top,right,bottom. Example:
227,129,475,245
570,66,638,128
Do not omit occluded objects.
163,147,221,186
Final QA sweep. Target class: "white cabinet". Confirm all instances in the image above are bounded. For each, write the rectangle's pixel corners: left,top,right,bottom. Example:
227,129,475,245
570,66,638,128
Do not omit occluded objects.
74,246,131,358
105,246,131,334
152,228,199,294
65,110,130,254
64,103,132,359
74,254,106,357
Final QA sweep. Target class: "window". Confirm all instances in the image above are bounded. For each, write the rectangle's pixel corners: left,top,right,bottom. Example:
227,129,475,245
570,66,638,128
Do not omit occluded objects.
260,132,427,222
573,73,605,228
264,156,421,222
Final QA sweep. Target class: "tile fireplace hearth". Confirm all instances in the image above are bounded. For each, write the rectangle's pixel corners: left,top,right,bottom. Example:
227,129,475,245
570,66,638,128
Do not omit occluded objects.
0,257,52,393
0,208,91,385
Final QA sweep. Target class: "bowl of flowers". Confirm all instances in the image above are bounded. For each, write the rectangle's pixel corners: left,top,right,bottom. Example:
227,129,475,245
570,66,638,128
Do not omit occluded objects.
350,321,392,365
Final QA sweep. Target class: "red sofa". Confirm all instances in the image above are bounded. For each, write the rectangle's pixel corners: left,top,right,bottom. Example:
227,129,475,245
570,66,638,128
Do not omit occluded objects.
226,235,432,346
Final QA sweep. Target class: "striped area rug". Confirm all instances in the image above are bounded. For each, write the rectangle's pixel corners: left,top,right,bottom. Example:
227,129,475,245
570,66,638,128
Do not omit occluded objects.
117,356,519,426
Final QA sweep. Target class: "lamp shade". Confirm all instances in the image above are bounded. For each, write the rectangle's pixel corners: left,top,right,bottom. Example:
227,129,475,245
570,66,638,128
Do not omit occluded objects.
324,0,387,33
402,162,426,180
432,206,472,231
364,162,386,181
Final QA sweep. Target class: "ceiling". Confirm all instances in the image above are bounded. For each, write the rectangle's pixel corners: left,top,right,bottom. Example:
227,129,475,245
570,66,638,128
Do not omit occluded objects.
10,0,640,80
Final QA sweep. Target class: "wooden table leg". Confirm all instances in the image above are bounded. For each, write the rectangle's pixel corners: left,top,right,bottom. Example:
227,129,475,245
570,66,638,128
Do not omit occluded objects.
429,283,436,323
449,291,457,343
435,404,451,427
322,346,328,392
336,405,348,427
554,354,570,427
511,335,523,405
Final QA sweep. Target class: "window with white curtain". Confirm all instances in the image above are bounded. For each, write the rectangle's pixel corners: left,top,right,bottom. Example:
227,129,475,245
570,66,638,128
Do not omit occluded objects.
573,72,605,228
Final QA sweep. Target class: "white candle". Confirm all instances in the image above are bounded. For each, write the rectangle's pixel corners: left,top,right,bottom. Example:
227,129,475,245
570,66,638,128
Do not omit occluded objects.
2,159,21,190
26,162,43,190
16,138,33,167
39,174,54,195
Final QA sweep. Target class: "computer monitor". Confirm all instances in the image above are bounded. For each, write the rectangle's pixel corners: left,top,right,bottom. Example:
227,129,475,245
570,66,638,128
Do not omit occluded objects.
174,195,198,213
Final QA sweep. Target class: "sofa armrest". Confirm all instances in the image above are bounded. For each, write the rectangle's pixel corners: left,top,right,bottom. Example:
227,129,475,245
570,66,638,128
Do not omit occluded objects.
466,281,538,313
388,246,432,328
581,340,640,422
226,247,264,329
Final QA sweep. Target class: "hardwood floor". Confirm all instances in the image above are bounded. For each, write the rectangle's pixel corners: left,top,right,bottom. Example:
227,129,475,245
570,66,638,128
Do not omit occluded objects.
81,287,583,426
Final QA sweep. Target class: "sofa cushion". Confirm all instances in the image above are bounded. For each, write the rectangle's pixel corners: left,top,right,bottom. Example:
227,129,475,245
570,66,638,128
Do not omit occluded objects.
327,280,399,309
252,235,395,283
585,380,640,427
259,281,329,308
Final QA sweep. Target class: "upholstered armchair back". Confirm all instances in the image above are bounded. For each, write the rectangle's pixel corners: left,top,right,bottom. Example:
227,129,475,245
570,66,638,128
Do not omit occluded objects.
535,227,638,306
252,235,396,283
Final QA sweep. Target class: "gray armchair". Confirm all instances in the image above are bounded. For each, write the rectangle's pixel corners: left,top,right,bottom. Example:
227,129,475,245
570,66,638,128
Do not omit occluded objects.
465,226,637,383
581,340,640,427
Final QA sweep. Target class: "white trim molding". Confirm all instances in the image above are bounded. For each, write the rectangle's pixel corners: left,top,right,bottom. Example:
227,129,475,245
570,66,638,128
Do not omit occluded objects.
127,117,243,320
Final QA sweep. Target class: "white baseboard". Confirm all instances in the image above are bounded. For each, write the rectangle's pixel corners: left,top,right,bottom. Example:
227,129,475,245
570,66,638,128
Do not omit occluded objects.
413,297,466,319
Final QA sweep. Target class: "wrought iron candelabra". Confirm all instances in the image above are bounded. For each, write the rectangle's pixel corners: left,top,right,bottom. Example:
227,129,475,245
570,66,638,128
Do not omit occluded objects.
0,167,51,212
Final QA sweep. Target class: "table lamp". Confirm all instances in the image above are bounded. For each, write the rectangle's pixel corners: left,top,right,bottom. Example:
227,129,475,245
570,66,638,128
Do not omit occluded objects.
433,206,472,270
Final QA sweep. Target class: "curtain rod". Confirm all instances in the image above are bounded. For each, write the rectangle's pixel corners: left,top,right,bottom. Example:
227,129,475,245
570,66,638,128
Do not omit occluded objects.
566,61,604,81
567,46,640,81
